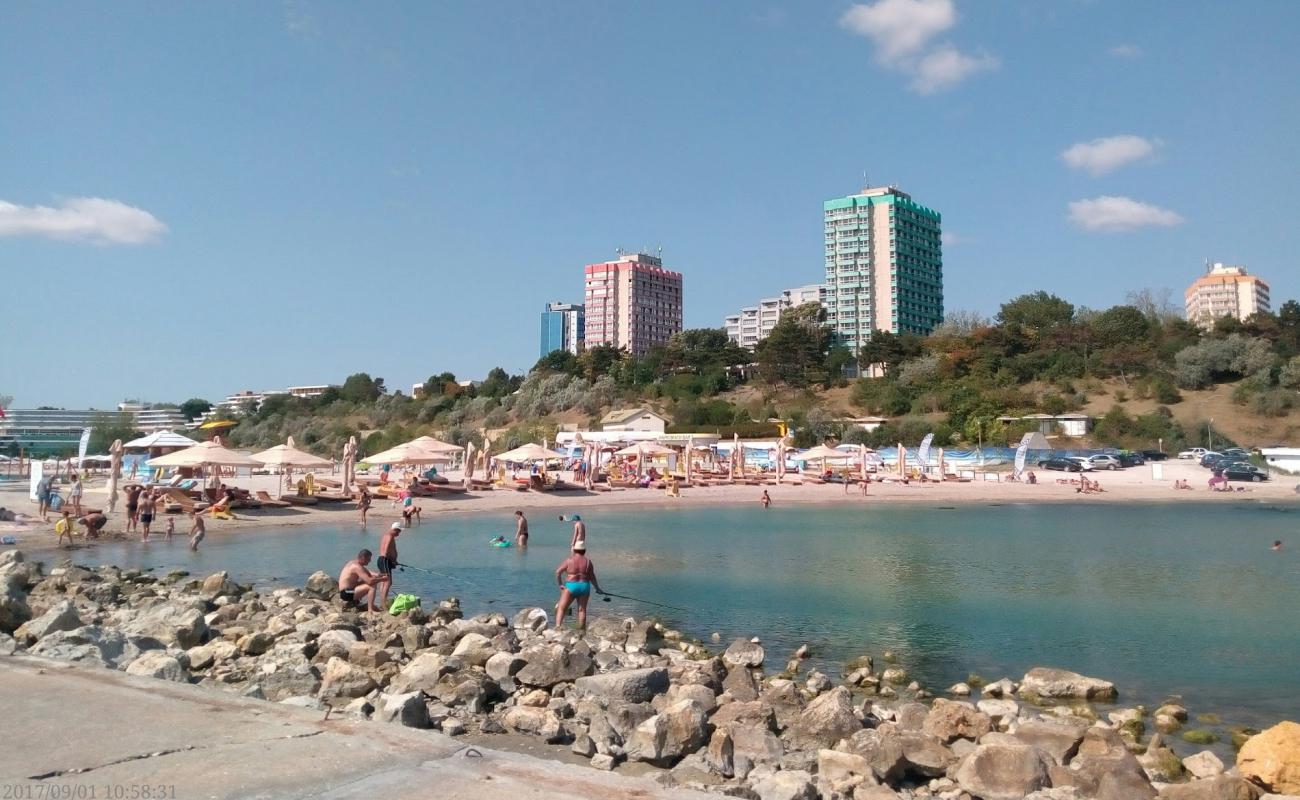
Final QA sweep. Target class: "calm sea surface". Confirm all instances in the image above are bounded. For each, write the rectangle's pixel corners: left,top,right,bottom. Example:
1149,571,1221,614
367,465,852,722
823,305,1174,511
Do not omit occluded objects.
71,501,1300,727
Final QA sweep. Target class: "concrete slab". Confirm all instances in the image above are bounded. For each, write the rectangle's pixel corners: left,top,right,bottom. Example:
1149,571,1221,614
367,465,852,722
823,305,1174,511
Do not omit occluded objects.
0,655,712,799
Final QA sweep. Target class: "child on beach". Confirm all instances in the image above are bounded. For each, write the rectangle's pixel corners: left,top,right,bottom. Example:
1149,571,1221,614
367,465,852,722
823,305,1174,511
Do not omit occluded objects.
165,517,175,541
55,511,75,548
188,510,206,551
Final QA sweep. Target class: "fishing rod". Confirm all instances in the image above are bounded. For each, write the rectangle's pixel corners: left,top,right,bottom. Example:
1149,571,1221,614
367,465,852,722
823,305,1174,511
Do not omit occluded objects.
395,561,487,590
598,591,688,612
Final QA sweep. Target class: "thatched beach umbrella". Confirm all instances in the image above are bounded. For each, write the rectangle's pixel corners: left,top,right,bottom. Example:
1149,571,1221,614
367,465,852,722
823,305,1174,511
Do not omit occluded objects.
860,444,869,482
363,440,454,466
494,443,566,462
898,442,906,477
732,433,741,482
107,439,123,514
463,441,476,487
775,437,787,484
252,437,332,491
684,436,694,484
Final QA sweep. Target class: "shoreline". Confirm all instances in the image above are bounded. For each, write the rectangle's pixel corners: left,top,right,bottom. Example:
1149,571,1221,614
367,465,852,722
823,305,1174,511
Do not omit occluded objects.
4,460,1298,558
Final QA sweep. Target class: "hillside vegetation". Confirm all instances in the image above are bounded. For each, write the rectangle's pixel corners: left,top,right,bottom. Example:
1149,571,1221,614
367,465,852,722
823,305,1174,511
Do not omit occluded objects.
92,290,1300,457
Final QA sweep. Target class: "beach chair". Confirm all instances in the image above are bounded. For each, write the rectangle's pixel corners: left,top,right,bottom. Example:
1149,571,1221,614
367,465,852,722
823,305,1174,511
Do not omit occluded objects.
279,494,319,506
254,491,292,508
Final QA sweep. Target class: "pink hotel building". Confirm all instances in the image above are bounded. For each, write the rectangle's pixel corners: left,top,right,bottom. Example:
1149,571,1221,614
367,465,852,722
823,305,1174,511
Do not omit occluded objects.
583,252,683,357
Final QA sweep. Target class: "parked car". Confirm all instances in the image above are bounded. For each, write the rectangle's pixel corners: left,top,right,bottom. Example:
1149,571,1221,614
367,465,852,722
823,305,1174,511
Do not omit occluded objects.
1179,447,1208,460
1065,457,1095,471
1223,463,1269,482
1084,454,1123,471
1140,450,1169,461
1038,457,1085,472
1205,455,1249,471
1117,452,1146,467
1221,447,1251,459
1198,452,1225,467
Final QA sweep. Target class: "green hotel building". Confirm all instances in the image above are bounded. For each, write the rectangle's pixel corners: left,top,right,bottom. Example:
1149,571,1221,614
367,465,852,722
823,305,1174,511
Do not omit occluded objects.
823,185,944,355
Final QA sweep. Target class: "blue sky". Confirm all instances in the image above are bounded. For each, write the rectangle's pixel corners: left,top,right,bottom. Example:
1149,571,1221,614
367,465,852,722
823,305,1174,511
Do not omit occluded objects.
3,1,1298,409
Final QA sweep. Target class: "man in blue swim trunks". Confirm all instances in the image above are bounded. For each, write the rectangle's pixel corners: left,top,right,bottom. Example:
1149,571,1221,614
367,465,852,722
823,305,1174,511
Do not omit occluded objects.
554,539,603,630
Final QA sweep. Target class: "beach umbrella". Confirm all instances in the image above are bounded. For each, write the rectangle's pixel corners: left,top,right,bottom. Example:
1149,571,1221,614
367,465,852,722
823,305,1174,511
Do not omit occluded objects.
613,442,674,457
251,440,332,469
775,437,787,484
732,433,741,482
684,436,694,484
409,435,463,453
363,440,454,466
341,436,357,497
463,441,476,486
148,440,261,468
199,419,239,431
493,443,566,463
794,444,853,461
123,431,199,449
107,439,123,513
898,442,906,477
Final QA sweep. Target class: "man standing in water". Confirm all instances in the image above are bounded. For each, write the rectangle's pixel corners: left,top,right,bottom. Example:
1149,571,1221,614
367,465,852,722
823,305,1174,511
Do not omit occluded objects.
515,510,529,546
559,514,585,547
554,539,603,630
375,521,400,612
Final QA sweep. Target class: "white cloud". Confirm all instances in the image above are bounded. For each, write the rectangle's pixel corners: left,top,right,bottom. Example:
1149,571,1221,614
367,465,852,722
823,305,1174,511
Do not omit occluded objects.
912,45,997,93
839,0,994,93
283,0,320,39
839,0,955,62
940,231,967,246
1061,135,1159,176
0,197,167,245
1108,44,1142,59
1068,196,1183,232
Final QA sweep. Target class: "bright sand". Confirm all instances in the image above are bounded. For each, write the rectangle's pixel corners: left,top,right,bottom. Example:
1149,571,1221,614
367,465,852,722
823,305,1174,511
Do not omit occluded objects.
2,458,1297,555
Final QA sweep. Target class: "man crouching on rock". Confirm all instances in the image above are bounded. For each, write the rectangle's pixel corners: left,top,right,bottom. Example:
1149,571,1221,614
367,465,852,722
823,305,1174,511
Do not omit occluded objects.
339,549,381,612
555,539,603,631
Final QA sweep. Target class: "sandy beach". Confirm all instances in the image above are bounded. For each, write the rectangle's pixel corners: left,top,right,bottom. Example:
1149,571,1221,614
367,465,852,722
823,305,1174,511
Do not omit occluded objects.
3,459,1297,556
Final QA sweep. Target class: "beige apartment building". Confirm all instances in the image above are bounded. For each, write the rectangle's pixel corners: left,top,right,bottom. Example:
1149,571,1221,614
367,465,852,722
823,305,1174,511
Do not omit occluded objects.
583,252,683,357
1184,262,1270,329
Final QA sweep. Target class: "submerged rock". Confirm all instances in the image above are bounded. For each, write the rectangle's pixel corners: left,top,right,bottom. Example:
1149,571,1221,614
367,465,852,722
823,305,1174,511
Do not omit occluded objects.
1020,667,1117,701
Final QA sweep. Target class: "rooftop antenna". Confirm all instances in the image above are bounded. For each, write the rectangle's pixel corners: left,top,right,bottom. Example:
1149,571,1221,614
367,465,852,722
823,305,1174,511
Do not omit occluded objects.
862,169,871,191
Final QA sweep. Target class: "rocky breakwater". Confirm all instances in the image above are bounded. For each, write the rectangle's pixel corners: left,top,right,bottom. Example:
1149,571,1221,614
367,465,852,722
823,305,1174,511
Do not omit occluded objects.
3,549,1300,800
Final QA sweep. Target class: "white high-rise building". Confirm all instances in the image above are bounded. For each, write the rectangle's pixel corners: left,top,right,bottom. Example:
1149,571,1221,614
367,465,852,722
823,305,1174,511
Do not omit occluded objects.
724,284,825,350
1184,262,1271,329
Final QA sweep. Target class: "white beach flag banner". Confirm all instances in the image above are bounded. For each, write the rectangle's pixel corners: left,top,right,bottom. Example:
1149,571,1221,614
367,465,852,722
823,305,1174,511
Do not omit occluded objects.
77,428,92,465
1013,432,1034,477
917,433,934,468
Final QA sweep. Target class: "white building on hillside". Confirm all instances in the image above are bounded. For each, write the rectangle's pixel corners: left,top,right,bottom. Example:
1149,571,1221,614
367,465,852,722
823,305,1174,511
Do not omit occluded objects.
724,284,824,350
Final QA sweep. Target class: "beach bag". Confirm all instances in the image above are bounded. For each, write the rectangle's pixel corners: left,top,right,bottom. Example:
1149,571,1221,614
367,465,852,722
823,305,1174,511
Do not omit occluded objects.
388,593,421,615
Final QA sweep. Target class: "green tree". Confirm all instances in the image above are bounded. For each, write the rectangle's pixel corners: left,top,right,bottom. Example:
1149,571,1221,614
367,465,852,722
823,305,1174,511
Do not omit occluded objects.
340,373,384,403
578,345,627,383
754,303,831,388
87,412,140,455
997,291,1076,333
1091,305,1151,349
478,367,520,397
857,330,925,376
422,372,459,397
533,350,580,376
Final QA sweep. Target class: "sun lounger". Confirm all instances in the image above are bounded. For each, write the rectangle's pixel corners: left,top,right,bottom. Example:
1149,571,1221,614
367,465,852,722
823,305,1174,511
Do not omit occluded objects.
313,492,352,503
254,491,292,508
279,494,319,506
314,477,342,489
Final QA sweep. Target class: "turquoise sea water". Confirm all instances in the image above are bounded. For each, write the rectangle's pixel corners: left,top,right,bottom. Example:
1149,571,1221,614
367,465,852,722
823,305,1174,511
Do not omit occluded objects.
71,501,1300,727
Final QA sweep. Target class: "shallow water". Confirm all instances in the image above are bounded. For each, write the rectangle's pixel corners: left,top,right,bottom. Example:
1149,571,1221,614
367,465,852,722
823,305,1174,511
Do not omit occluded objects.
72,501,1300,727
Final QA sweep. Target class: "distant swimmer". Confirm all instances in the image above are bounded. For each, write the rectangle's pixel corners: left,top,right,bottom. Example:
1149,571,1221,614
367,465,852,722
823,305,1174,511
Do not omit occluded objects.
554,539,603,631
560,514,586,548
489,535,511,548
1273,540,1283,552
515,510,529,546
761,490,771,509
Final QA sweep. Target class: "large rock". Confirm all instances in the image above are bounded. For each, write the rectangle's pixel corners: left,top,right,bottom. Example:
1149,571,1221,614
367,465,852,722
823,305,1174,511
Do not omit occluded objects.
318,656,377,699
125,652,187,682
121,603,208,649
625,620,664,654
501,706,565,742
1238,721,1300,795
922,698,992,743
839,729,907,783
785,687,860,750
187,640,238,670
575,667,669,704
256,652,322,701
730,725,784,769
1020,667,1117,701
723,638,765,668
0,579,31,633
14,599,81,644
954,742,1053,800
817,749,873,783
1012,718,1089,765
200,571,241,599
626,699,710,766
723,665,760,702
451,632,496,667
29,626,151,669
1157,776,1263,800
304,571,335,600
751,769,817,800
515,644,593,688
376,691,430,728
1184,751,1226,780
313,629,360,662
511,607,549,633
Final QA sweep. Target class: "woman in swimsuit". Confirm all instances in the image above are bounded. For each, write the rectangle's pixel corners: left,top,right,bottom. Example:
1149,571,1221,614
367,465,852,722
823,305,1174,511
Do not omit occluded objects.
554,539,603,631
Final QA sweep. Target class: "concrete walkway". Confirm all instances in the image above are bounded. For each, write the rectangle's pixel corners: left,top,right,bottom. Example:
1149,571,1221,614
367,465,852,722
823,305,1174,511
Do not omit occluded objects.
0,654,711,799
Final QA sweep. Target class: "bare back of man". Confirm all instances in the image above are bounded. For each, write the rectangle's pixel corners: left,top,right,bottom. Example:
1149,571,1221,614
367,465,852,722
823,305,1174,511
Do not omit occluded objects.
339,549,379,611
